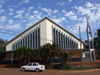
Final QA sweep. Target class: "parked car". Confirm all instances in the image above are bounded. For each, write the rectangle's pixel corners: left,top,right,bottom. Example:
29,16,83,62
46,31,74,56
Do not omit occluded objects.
21,62,45,72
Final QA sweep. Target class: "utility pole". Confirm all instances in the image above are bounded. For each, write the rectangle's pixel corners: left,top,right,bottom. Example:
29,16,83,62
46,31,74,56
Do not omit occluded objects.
79,26,83,67
85,14,95,62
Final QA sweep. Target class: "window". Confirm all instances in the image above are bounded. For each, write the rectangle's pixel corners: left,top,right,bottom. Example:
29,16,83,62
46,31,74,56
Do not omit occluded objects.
33,32,34,49
28,35,29,48
85,53,89,58
28,63,32,66
38,28,40,47
33,63,36,66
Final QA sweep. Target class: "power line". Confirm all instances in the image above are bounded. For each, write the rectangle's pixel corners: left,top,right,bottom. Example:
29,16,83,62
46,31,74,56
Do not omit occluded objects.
0,28,19,33
0,31,16,35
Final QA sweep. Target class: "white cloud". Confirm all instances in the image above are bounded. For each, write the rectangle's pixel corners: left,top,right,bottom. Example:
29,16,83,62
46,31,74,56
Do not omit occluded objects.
32,10,38,13
68,2,100,34
53,9,58,13
62,10,66,13
52,17,66,24
8,12,13,15
0,16,7,22
85,2,93,7
65,11,77,20
0,9,5,14
16,10,24,14
19,0,30,4
23,0,29,3
69,0,72,2
0,5,2,8
8,19,13,24
8,8,13,12
28,7,34,11
57,2,65,6
6,23,22,29
65,11,75,17
14,14,22,18
42,8,52,15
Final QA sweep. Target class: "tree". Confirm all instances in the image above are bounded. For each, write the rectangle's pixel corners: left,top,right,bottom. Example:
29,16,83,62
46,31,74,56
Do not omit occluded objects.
37,43,60,68
58,52,71,70
13,47,32,66
94,28,100,50
0,38,7,63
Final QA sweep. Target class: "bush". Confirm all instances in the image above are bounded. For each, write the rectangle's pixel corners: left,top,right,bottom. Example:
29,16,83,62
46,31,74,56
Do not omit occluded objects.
57,63,72,70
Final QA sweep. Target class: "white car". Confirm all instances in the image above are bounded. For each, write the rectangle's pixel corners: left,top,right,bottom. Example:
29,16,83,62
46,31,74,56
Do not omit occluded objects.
21,62,45,72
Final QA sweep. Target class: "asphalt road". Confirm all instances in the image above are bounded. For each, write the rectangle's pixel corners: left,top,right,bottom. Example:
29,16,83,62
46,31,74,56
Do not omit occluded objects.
0,67,100,75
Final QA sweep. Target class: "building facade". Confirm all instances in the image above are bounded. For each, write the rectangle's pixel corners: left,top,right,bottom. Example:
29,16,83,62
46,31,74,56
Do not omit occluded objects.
6,17,83,51
5,17,93,62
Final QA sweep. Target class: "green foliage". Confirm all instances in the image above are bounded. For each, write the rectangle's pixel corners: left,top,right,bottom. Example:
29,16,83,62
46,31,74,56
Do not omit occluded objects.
13,47,32,66
0,38,7,63
94,28,100,50
37,43,60,68
57,52,71,70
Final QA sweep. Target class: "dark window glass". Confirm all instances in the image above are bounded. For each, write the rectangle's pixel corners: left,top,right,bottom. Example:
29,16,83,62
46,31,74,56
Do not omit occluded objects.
23,39,24,47
33,32,34,49
59,32,60,46
25,37,27,47
53,28,55,43
38,28,40,47
28,63,32,66
28,35,29,48
30,34,32,49
56,30,58,44
36,30,37,49
33,63,36,66
14,45,15,50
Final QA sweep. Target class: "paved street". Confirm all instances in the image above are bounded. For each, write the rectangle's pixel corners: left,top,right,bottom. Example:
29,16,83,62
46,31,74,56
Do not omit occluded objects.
0,67,100,75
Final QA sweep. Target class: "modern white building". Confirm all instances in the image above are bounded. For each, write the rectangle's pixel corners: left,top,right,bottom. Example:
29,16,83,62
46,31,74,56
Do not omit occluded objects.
5,17,95,62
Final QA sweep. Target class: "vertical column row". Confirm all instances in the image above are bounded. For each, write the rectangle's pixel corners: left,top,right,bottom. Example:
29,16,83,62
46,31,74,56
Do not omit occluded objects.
12,25,40,50
52,25,79,49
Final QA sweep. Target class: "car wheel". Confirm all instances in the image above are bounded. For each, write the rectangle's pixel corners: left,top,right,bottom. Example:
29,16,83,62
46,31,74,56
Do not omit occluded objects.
22,68,25,72
36,68,39,72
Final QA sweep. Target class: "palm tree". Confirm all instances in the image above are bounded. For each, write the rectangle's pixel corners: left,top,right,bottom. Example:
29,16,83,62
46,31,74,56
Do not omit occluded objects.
37,42,60,68
13,47,32,66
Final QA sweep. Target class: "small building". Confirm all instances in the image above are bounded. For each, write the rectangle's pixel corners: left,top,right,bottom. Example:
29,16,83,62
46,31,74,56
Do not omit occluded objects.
5,17,94,63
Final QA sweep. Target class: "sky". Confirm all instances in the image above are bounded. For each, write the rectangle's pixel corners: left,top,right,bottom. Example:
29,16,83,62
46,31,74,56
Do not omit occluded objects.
0,0,100,42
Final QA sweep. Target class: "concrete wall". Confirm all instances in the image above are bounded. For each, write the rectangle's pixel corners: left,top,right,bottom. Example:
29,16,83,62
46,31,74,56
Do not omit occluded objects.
6,18,84,51
6,19,46,51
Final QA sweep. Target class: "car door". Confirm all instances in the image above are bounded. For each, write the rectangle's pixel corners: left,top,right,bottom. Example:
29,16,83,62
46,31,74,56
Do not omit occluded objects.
26,63,32,70
32,63,37,70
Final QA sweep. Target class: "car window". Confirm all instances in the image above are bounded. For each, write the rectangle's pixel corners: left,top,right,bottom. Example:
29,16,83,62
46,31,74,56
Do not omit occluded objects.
33,63,36,66
28,63,32,66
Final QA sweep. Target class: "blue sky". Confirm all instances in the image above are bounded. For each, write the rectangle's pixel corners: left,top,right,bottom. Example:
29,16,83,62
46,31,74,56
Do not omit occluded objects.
0,0,100,42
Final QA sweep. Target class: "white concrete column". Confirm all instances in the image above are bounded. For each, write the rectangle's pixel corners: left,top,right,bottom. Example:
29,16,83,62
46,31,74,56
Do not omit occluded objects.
65,35,66,49
52,25,54,42
12,43,14,51
62,32,64,49
39,25,41,46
